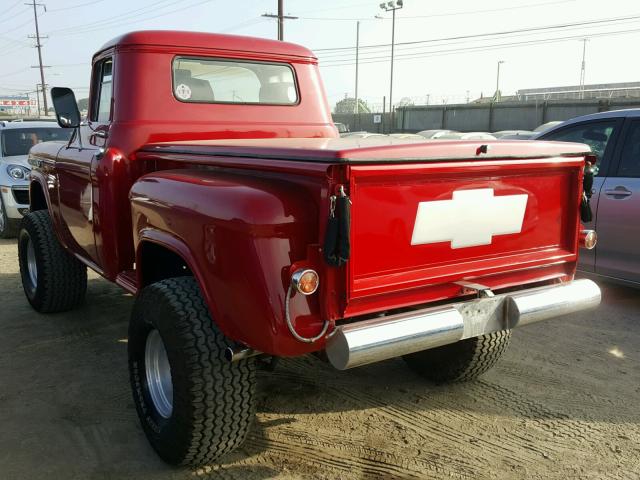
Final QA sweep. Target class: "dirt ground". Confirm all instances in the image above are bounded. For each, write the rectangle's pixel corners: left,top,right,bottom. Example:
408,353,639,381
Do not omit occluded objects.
0,238,639,480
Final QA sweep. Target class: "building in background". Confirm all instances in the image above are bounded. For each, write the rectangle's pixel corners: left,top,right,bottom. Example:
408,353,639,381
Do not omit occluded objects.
516,82,640,101
0,96,37,117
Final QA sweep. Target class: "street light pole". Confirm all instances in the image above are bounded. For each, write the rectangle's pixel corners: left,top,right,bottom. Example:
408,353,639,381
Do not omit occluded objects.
495,60,505,102
379,0,403,132
579,38,588,99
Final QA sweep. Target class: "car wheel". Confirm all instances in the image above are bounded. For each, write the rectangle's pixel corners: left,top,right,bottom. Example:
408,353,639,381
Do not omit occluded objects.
18,210,87,312
128,276,256,467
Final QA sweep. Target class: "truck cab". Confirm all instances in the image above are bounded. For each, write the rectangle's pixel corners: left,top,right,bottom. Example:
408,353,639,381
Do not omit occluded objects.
18,30,600,467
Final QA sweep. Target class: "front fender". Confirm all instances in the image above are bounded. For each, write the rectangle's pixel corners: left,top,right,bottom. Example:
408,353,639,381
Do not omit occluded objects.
131,169,323,356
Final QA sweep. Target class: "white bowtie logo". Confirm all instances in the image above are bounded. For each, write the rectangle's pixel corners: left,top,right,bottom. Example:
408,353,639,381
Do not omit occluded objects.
411,188,528,249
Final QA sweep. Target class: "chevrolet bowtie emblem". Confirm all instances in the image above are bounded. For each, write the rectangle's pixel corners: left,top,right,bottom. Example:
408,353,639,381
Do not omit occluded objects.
411,188,528,249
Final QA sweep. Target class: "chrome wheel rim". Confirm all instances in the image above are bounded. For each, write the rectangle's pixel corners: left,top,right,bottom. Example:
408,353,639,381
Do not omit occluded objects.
144,329,173,419
26,237,38,289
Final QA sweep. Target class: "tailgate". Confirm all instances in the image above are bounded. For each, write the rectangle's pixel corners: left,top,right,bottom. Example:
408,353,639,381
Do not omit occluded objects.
345,155,585,316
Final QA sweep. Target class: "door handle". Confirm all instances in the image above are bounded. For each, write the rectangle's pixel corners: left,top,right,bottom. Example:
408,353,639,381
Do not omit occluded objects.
604,186,632,198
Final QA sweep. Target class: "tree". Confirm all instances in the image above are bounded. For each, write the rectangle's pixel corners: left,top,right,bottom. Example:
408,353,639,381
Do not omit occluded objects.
77,97,89,111
334,97,371,114
396,97,414,107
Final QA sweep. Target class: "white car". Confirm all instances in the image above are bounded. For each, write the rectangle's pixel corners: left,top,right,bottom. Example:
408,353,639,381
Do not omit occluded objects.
435,131,497,140
0,120,72,237
416,129,456,139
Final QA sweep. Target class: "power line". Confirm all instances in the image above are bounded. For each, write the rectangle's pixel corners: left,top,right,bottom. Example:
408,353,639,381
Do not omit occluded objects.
296,0,577,22
0,1,21,16
0,4,29,25
48,0,216,37
317,17,640,61
312,13,640,52
220,17,268,33
0,67,31,79
46,0,182,35
1,16,33,34
48,0,107,12
319,26,640,68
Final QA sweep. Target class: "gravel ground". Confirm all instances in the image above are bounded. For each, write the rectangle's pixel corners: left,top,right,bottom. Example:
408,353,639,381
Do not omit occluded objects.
1,237,639,480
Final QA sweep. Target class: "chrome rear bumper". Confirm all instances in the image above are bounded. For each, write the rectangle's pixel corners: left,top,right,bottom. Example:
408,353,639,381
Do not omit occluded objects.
325,279,601,370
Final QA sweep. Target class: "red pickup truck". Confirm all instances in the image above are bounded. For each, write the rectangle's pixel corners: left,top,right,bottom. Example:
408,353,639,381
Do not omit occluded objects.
19,30,601,466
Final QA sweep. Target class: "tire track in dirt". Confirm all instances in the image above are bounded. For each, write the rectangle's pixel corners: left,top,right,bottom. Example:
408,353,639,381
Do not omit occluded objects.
245,425,470,480
272,360,545,469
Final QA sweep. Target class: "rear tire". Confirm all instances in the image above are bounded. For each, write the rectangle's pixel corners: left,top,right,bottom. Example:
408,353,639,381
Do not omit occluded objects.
128,276,256,467
403,330,511,383
18,210,87,312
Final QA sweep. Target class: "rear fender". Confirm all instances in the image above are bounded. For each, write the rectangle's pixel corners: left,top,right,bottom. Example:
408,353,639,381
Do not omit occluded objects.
131,168,322,356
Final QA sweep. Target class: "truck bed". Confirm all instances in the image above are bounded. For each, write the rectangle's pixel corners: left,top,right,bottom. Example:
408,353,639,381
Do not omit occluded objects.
136,137,590,320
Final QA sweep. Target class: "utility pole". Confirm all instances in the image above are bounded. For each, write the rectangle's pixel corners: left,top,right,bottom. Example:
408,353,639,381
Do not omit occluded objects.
354,21,360,124
379,0,403,131
495,60,505,102
26,1,49,116
35,84,41,116
579,38,588,100
262,0,298,41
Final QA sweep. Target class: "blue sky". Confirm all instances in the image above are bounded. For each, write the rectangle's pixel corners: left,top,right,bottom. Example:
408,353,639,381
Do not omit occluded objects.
1,0,639,111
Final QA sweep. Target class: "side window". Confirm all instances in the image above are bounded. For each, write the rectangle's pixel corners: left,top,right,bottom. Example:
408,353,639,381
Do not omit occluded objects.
542,120,618,175
616,121,640,178
92,58,113,123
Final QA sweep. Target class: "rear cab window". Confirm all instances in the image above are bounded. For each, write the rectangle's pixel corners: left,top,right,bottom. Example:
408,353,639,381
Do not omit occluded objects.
172,57,298,105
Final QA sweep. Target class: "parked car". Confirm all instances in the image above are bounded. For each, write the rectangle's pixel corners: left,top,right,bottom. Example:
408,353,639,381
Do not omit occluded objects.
388,133,426,139
416,129,456,139
341,131,386,138
436,131,497,140
493,130,535,139
0,120,71,237
19,30,600,467
533,121,563,133
537,109,640,285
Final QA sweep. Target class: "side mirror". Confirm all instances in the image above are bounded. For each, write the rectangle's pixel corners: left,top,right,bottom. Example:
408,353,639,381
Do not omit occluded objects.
51,87,81,129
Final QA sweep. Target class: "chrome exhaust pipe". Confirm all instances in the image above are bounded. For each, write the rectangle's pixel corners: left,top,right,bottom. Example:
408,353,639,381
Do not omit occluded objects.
326,279,600,370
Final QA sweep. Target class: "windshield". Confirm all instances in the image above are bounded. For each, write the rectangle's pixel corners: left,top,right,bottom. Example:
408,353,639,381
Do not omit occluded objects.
1,128,72,157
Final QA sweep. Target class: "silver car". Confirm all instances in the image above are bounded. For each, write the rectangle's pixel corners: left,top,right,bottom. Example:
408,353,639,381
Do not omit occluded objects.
537,109,640,286
0,120,72,237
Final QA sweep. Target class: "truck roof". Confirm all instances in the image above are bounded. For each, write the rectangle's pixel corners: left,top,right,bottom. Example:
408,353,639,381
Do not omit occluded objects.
142,137,590,163
98,30,316,60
